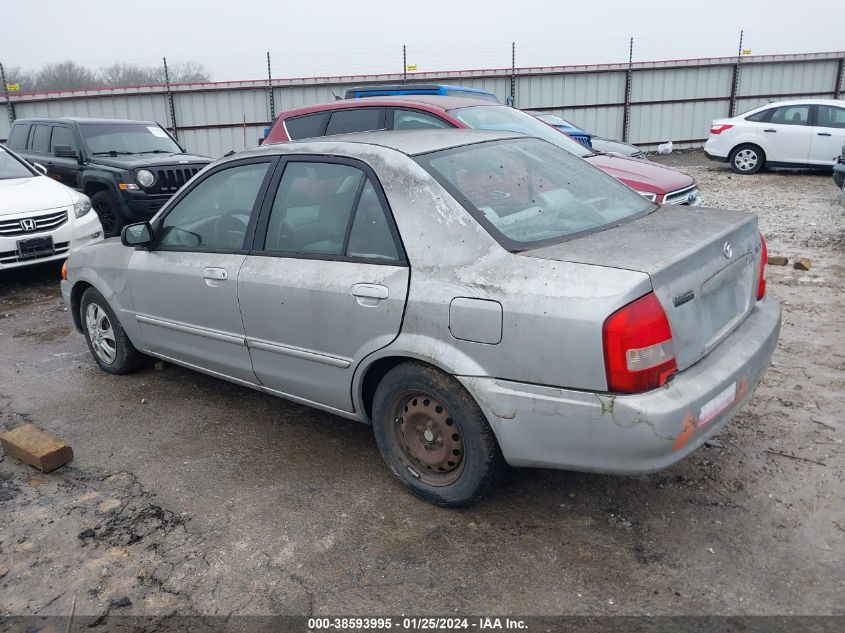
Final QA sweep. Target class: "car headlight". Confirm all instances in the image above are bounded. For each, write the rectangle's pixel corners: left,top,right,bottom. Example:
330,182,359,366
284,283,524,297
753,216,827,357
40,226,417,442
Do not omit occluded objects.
637,191,658,202
136,169,156,188
73,194,92,218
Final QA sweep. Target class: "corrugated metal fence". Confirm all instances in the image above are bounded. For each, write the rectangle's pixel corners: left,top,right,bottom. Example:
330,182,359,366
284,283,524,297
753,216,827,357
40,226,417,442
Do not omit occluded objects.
3,51,844,157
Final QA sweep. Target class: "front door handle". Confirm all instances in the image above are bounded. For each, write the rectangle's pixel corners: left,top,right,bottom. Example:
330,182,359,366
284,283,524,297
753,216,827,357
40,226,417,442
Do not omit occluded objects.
817,131,832,137
202,267,228,281
763,128,776,133
351,283,388,306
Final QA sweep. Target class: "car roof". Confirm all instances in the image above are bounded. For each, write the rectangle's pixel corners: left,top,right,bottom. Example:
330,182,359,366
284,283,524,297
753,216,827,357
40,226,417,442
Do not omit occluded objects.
749,99,845,108
13,117,158,125
247,129,523,159
276,95,503,120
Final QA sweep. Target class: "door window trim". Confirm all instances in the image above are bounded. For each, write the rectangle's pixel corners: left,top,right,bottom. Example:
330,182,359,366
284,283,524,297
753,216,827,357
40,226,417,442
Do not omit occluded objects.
150,156,279,255
249,154,408,267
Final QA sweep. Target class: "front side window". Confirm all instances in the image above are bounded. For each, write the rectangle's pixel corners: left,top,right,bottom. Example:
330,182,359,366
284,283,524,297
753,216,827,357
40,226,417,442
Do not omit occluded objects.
817,105,845,129
264,161,400,261
50,126,78,154
451,105,593,158
419,138,654,249
7,124,29,150
159,162,271,251
79,122,181,155
392,109,452,131
0,147,36,180
770,105,809,126
325,109,385,136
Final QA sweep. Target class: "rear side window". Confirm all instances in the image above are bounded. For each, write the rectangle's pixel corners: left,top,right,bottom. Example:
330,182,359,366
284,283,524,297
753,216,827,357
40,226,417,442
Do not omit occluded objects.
50,126,78,153
392,109,452,131
285,113,328,140
770,105,809,126
325,109,385,136
29,124,50,153
745,109,772,122
7,124,29,150
817,105,845,129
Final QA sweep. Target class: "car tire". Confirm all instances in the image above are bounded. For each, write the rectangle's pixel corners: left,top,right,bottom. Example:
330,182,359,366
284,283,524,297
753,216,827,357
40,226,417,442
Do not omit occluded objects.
80,287,146,374
372,361,505,507
90,190,125,238
730,144,765,175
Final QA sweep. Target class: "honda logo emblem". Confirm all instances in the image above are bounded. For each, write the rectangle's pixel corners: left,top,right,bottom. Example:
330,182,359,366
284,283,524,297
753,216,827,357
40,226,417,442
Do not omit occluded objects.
19,218,37,232
723,241,732,259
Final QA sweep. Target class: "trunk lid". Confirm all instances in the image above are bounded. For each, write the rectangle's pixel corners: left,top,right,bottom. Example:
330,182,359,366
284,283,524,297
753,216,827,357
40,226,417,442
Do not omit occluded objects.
524,206,761,371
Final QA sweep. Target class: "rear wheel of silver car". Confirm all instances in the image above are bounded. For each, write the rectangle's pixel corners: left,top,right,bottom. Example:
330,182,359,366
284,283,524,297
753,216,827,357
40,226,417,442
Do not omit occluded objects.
91,190,124,238
372,362,505,507
80,287,146,374
730,144,765,174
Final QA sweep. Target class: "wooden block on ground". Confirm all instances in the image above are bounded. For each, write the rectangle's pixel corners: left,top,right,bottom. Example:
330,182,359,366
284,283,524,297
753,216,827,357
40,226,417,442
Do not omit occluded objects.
767,255,788,266
793,258,811,271
0,424,73,473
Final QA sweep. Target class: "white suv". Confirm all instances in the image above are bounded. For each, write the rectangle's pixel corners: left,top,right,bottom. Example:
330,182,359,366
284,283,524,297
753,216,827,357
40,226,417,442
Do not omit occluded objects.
704,99,845,174
1,145,103,270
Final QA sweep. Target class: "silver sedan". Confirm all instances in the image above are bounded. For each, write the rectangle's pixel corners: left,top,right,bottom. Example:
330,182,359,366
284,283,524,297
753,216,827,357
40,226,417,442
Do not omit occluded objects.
61,129,781,507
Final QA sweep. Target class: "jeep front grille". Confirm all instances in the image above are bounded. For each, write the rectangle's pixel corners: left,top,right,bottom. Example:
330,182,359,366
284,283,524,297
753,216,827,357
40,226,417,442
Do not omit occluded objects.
148,166,202,194
0,210,68,237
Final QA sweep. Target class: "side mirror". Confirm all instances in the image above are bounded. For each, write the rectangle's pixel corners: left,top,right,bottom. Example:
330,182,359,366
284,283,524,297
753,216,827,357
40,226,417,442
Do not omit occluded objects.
121,222,154,248
54,145,79,160
31,162,48,176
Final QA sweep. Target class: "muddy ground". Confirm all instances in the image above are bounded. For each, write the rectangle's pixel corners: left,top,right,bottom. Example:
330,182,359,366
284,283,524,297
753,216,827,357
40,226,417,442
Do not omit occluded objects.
1,154,843,620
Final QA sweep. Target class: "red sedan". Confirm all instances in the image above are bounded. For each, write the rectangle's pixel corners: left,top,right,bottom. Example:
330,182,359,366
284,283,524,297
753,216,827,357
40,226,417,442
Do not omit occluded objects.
264,95,701,206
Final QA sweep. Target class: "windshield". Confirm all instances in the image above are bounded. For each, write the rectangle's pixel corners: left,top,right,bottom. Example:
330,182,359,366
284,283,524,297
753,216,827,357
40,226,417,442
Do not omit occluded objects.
451,105,593,158
0,146,36,180
535,113,576,128
418,138,654,249
79,123,182,155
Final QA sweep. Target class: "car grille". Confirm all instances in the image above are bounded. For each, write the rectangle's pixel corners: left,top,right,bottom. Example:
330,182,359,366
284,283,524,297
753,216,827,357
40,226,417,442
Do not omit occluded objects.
630,150,647,160
664,185,700,205
0,241,69,265
0,210,68,237
570,134,593,149
147,166,203,194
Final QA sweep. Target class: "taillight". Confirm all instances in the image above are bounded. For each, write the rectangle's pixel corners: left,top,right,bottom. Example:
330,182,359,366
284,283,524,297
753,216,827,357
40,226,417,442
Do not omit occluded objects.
603,292,677,394
710,124,734,134
757,232,767,300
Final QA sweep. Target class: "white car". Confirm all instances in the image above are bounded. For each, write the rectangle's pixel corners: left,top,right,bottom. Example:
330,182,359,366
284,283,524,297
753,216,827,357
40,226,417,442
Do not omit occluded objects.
1,144,103,271
704,99,845,174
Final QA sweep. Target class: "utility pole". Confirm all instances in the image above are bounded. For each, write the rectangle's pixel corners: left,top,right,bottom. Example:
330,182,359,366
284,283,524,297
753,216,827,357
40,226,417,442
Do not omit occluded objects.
0,63,15,128
729,30,744,117
163,57,178,140
403,45,407,84
622,37,633,142
267,51,275,122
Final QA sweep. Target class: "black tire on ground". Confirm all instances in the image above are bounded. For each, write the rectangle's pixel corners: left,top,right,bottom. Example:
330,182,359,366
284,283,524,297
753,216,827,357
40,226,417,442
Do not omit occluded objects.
79,287,146,374
372,361,506,507
90,190,125,238
729,144,765,175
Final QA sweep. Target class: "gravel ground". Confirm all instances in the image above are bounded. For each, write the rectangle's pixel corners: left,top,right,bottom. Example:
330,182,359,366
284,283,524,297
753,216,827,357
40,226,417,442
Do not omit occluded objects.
1,159,844,622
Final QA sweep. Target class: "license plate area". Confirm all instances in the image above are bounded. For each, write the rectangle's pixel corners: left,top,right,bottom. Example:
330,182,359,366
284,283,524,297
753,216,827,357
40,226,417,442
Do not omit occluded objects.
17,236,55,261
698,381,737,427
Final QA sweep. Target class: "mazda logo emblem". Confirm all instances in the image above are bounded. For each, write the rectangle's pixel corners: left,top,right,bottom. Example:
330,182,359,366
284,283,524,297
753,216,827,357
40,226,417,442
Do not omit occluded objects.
19,218,37,232
723,241,732,259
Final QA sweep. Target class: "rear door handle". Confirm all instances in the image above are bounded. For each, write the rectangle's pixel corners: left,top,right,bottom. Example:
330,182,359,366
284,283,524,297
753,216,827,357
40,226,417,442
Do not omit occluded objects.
202,267,228,281
351,283,388,306
763,129,776,133
817,131,832,137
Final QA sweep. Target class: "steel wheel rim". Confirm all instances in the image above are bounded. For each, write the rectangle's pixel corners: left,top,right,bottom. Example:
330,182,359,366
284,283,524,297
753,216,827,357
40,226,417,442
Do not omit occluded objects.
389,391,465,486
735,149,758,171
93,199,116,235
85,303,117,365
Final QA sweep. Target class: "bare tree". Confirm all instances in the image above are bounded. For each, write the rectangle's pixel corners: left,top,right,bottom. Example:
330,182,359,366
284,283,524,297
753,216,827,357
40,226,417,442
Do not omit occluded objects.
100,62,161,87
37,61,102,91
3,66,38,91
163,61,210,83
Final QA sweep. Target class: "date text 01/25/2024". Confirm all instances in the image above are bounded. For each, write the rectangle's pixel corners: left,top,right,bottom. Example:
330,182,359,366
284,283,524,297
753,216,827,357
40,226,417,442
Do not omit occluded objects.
306,616,528,630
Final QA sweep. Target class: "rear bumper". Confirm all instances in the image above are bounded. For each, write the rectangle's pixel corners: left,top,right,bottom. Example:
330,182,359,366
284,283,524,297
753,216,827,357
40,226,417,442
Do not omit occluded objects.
704,150,729,163
833,162,845,189
460,296,781,474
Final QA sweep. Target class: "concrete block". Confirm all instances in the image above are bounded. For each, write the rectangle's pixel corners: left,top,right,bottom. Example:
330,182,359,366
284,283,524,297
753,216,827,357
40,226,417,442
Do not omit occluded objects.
0,424,73,473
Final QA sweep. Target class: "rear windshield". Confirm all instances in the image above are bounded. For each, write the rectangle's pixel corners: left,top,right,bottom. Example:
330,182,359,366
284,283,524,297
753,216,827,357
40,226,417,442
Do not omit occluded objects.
418,138,654,249
451,105,593,158
0,146,35,180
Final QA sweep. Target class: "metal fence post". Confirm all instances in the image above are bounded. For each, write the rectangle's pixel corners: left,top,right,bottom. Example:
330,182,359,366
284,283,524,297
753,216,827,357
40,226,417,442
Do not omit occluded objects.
267,51,275,122
0,63,15,128
163,57,178,141
729,30,744,117
622,38,633,142
510,42,516,107
834,55,844,99
403,45,407,84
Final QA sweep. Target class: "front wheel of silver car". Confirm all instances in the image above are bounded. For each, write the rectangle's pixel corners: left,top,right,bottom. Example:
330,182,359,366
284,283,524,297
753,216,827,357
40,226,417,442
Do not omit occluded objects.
80,287,146,374
372,362,505,507
730,144,765,174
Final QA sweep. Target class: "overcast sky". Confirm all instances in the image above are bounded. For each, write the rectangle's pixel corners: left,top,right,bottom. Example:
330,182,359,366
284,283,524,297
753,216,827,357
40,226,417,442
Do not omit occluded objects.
2,0,842,81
